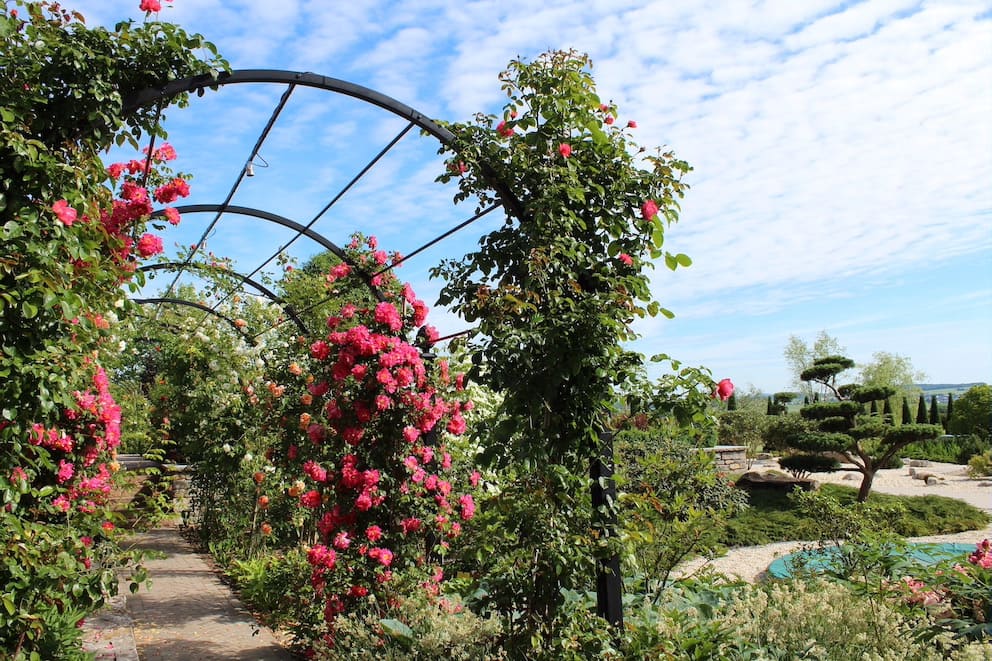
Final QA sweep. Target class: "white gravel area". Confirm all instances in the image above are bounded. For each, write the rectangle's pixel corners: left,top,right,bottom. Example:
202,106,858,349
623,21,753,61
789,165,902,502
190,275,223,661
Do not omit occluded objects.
672,459,992,583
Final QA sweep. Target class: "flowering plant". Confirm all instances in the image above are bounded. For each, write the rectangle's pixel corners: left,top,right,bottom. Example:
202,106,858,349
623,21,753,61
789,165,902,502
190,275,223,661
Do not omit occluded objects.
252,235,479,649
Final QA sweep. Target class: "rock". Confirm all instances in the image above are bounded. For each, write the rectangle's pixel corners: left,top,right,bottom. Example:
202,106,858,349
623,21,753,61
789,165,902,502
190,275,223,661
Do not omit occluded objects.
914,472,934,481
978,482,992,488
734,471,819,493
925,476,940,486
842,473,857,480
908,468,916,478
756,453,773,460
909,459,931,467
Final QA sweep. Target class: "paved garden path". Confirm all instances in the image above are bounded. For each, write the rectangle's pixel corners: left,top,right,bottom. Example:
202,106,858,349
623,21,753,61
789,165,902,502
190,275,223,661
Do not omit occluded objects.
84,522,294,660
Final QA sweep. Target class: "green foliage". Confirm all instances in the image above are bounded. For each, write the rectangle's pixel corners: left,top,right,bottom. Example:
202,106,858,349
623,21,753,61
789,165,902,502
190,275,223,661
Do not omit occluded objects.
616,434,747,601
762,413,812,452
433,49,691,466
0,3,226,655
968,451,992,478
902,396,914,426
900,435,988,465
917,396,929,424
949,384,991,440
800,355,855,385
790,356,942,501
309,590,506,660
718,485,989,547
929,395,940,425
778,453,841,479
783,331,846,400
717,408,767,457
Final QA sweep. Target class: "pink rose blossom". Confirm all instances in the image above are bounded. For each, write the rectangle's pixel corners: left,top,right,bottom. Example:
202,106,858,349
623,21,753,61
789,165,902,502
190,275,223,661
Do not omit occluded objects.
137,233,163,257
139,0,162,12
163,207,181,225
496,121,514,137
627,120,638,129
558,143,572,158
52,200,77,226
618,253,633,266
300,490,322,508
641,199,659,221
365,525,383,542
713,378,734,401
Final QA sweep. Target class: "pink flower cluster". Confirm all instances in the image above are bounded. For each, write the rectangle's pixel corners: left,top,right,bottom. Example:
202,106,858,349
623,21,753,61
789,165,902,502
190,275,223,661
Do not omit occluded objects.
23,365,121,515
969,539,992,569
262,234,478,628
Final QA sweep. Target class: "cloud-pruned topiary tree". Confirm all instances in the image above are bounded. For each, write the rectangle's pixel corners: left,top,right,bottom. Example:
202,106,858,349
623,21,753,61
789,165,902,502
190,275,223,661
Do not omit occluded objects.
785,356,942,501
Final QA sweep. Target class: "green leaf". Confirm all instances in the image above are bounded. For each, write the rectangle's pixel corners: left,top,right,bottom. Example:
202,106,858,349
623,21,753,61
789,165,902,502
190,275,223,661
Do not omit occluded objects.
380,618,415,646
675,253,692,267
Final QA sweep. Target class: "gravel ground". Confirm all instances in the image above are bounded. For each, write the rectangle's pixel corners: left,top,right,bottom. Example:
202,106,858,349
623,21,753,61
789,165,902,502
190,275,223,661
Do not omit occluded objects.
672,459,992,583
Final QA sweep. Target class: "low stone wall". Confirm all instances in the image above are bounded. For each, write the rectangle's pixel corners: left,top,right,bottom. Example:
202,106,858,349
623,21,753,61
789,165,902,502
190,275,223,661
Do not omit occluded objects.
698,445,747,473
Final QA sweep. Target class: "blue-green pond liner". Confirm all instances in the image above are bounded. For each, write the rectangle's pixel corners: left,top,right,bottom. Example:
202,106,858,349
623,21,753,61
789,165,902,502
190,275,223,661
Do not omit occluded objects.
767,542,975,579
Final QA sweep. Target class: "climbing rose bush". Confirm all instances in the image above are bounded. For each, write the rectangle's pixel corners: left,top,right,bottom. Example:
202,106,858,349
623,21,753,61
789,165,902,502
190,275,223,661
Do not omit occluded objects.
256,235,479,648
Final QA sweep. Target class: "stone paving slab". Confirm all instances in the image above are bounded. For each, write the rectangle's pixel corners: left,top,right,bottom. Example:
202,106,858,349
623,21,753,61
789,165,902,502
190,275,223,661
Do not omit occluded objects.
85,525,295,660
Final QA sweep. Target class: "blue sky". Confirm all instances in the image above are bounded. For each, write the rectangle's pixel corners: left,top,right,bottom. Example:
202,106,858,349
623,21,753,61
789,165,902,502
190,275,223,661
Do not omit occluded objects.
72,0,991,392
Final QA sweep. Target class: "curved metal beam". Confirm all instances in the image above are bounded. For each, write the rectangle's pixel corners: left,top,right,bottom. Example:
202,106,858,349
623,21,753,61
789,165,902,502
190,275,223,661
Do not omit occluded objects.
150,204,385,302
138,261,309,336
132,297,257,344
125,69,454,144
125,69,528,223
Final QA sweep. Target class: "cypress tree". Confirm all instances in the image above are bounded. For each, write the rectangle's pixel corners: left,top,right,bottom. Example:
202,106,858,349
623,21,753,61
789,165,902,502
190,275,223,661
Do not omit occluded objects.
870,400,878,416
882,398,893,424
813,392,820,403
727,392,737,411
766,396,773,415
916,396,928,424
945,393,954,431
901,397,913,426
803,395,810,406
929,395,939,425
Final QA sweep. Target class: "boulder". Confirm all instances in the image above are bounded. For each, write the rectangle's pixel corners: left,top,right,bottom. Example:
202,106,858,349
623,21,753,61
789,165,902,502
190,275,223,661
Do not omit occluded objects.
734,471,819,493
909,459,931,467
925,476,940,486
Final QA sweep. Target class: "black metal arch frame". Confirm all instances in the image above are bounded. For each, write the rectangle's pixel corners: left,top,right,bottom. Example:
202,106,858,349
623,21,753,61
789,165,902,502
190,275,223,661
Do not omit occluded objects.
122,70,622,627
139,260,310,336
132,297,257,344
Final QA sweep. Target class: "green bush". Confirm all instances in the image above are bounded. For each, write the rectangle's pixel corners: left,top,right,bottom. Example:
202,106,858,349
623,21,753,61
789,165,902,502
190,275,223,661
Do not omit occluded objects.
901,435,990,465
968,451,992,478
778,453,841,479
308,591,505,660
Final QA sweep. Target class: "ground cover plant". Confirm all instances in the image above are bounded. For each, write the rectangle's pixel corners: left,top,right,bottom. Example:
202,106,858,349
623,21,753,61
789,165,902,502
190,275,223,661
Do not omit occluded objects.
719,484,990,548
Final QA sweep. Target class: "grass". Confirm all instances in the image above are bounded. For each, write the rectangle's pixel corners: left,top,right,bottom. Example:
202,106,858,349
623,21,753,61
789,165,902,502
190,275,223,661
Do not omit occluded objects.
718,484,990,548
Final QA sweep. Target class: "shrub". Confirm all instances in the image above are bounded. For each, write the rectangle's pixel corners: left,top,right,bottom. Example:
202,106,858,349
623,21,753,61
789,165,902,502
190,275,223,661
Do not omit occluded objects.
968,451,992,478
308,590,505,660
778,453,841,479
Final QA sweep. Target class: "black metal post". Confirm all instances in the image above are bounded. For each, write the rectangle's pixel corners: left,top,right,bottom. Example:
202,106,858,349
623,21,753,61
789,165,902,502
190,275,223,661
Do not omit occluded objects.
591,430,623,628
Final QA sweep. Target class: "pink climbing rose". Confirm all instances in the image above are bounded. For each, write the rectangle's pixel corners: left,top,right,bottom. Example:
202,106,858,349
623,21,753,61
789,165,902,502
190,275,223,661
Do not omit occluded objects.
558,143,572,158
137,233,163,257
618,253,633,266
140,0,162,12
714,378,734,401
52,200,77,226
641,199,659,221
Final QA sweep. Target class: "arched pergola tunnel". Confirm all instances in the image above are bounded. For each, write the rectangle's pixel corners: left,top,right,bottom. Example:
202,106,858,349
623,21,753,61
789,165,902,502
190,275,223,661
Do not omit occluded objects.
121,69,623,627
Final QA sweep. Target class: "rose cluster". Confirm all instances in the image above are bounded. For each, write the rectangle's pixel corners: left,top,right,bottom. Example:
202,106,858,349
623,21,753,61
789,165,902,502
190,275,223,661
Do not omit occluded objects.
259,235,478,627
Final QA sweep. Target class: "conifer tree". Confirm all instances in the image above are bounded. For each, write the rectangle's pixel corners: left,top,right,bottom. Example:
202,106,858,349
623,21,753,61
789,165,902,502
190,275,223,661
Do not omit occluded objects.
785,356,941,501
882,398,894,424
929,395,939,425
916,396,928,424
727,392,738,411
902,397,913,426
945,393,954,432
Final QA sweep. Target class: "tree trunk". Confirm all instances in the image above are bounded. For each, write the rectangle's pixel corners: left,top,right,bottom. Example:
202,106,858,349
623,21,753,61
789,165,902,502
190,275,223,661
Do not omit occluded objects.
857,470,875,502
